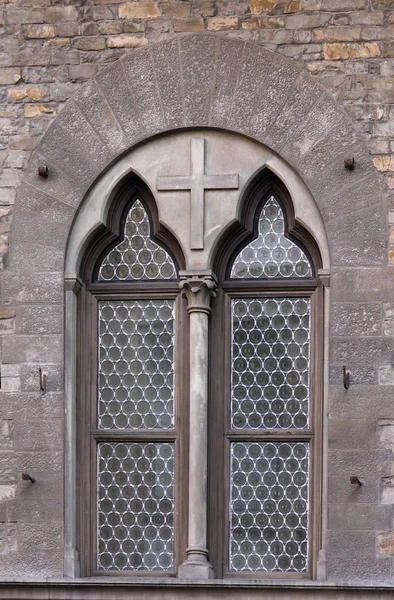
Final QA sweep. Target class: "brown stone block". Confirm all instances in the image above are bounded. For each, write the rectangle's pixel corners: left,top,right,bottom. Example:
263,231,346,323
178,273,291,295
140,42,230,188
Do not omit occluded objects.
313,27,361,43
378,531,394,556
207,17,238,30
324,42,380,60
107,34,148,47
119,1,160,19
161,2,191,17
73,37,106,51
173,17,204,32
0,68,21,85
5,7,44,24
0,307,15,320
23,24,55,38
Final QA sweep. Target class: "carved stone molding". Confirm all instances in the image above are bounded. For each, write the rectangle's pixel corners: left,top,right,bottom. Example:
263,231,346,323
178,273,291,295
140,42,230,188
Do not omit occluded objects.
179,271,218,315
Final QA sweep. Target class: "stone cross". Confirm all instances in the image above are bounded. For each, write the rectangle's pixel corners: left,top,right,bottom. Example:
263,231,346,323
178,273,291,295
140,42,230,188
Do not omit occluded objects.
156,137,239,250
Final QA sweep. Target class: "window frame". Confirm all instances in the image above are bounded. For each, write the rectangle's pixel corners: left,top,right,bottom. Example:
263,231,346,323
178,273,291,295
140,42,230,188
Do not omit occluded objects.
208,173,324,579
76,177,189,577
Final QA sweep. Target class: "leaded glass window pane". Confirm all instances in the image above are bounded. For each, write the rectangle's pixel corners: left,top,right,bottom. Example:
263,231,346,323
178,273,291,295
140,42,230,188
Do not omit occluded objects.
230,442,308,573
231,197,312,279
231,298,310,430
99,199,176,281
99,300,175,430
98,442,174,571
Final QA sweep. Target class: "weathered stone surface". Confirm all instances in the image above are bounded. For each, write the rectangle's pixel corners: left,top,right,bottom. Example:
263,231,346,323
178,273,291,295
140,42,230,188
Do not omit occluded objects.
119,2,160,19
328,418,376,449
24,24,55,39
150,38,184,128
331,268,394,302
378,531,394,556
330,302,382,336
73,82,127,156
210,37,245,127
122,48,164,136
2,335,63,364
328,531,391,581
329,504,392,531
0,68,21,85
381,476,394,504
318,175,383,223
327,205,387,267
328,449,390,477
330,337,392,366
228,43,299,140
329,365,378,385
329,476,379,504
173,17,205,32
107,34,148,48
324,42,380,60
1,271,63,304
179,35,216,127
15,305,63,335
328,385,394,420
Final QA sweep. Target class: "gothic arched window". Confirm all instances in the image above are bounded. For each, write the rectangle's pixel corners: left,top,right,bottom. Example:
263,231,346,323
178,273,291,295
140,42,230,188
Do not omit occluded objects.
209,174,322,579
78,180,187,576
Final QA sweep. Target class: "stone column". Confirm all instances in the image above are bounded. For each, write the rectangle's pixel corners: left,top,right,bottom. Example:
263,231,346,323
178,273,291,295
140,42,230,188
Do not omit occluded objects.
178,271,217,579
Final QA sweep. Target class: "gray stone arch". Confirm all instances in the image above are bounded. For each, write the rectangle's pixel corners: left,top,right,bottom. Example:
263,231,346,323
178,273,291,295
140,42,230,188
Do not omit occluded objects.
2,34,388,580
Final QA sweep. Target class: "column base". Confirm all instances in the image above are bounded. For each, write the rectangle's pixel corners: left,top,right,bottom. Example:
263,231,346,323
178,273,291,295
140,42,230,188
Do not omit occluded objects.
178,548,215,579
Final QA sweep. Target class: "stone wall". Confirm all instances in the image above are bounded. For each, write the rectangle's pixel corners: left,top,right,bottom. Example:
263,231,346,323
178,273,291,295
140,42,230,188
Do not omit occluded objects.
1,0,394,269
1,0,394,589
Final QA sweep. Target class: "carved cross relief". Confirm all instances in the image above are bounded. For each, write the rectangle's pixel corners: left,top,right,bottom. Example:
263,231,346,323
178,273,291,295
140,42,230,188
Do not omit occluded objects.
156,138,239,250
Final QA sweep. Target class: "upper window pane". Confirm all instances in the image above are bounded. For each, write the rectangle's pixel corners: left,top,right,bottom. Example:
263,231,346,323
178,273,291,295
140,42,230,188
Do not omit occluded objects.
230,197,312,279
99,199,176,281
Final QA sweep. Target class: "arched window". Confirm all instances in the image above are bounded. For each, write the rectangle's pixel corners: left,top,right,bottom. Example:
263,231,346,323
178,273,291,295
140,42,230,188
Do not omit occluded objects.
209,173,322,578
77,178,187,576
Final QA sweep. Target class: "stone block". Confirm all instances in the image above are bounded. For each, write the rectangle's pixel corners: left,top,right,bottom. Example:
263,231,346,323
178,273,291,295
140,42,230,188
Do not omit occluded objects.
24,104,56,118
0,450,62,474
330,302,382,337
329,384,394,421
107,34,148,48
0,392,63,420
119,2,160,19
319,174,383,223
328,532,391,581
173,17,205,32
0,68,21,85
122,48,165,136
68,88,126,161
9,212,69,250
229,43,299,141
321,0,366,10
16,471,62,500
324,42,380,60
161,3,191,17
330,268,394,303
45,6,78,23
1,269,63,305
98,20,123,35
328,418,376,449
328,205,387,268
24,24,55,38
19,364,63,393
328,475,379,504
150,38,184,129
69,63,98,81
329,449,390,477
73,37,106,51
330,337,392,367
13,417,62,452
210,37,245,128
94,60,142,147
8,498,63,523
2,335,63,364
0,522,17,555
15,304,63,335
207,17,238,30
381,476,394,504
379,366,394,385
5,7,44,24
378,531,394,556
329,365,378,385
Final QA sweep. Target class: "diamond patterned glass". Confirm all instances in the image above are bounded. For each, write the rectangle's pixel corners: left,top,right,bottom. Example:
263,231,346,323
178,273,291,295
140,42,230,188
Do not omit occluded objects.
231,197,312,279
230,442,309,573
98,199,176,281
98,442,174,571
99,300,175,430
231,298,310,430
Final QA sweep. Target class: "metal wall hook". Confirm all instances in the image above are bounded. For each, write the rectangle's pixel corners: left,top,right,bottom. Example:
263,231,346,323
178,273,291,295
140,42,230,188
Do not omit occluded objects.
350,476,363,486
39,367,47,394
21,472,36,484
343,366,350,390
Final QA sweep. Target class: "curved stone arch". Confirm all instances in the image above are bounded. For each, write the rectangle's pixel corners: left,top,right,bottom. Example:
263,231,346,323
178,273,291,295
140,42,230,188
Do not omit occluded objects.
7,33,387,278
1,34,388,580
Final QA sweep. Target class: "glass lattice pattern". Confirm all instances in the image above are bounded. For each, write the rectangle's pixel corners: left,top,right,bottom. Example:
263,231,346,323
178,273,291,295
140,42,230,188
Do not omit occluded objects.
231,197,312,279
98,442,174,571
99,199,176,281
99,300,175,430
231,298,310,430
230,442,309,573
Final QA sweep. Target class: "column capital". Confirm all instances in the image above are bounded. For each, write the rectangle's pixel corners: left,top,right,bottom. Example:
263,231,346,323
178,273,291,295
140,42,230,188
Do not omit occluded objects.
179,271,218,315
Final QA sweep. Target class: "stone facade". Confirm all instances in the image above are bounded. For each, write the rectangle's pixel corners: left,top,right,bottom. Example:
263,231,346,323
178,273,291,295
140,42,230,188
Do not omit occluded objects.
1,1,394,598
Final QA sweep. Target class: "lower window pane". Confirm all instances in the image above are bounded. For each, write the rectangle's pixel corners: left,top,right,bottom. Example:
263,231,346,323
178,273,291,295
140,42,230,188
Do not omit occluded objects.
230,442,309,573
97,442,174,571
